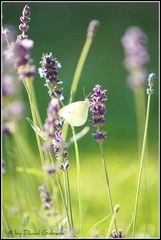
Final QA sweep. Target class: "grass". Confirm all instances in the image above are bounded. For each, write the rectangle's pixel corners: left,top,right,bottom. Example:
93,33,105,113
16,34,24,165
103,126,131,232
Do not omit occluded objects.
2,146,158,238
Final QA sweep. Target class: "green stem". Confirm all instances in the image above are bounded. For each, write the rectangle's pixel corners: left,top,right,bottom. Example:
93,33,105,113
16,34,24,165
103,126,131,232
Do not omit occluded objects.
98,143,118,234
107,205,119,238
70,37,93,102
71,126,83,237
23,79,49,187
133,86,149,235
56,174,71,228
66,170,74,229
133,86,146,153
63,171,72,229
63,37,93,140
132,94,151,238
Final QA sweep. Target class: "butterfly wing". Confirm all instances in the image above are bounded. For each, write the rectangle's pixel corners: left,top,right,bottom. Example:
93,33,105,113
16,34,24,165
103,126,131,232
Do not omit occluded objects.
58,101,89,127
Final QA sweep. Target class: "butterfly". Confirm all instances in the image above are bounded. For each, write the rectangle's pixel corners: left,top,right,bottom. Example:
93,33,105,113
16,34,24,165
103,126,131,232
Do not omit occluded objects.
58,99,90,127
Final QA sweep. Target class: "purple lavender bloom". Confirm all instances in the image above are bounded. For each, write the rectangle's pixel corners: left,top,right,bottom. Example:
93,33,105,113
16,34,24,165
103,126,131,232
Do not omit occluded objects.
43,98,63,152
92,132,107,143
4,39,36,80
2,74,20,97
90,84,107,127
90,84,107,143
121,26,150,88
53,131,68,161
17,5,31,41
60,161,69,171
3,5,36,81
44,98,62,138
38,53,63,99
3,101,25,121
38,185,53,216
111,229,123,238
118,229,123,238
44,164,56,175
2,122,15,136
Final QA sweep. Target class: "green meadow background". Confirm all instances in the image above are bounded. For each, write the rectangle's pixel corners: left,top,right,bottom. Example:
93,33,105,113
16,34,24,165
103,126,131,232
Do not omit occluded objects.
2,2,159,238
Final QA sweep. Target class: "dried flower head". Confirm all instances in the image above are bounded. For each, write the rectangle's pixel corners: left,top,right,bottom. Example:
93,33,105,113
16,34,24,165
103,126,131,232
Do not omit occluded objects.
87,19,100,38
39,53,63,99
147,73,156,95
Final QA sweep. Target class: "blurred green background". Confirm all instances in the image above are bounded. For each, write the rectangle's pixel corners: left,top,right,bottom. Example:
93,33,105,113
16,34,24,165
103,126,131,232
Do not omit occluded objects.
2,2,159,238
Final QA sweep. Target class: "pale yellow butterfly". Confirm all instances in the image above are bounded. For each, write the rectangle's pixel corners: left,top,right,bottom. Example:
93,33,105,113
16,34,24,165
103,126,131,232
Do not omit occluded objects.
58,99,90,127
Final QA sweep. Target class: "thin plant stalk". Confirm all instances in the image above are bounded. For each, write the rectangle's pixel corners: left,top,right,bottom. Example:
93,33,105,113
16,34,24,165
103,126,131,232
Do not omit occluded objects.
63,37,93,140
98,142,118,234
132,94,151,237
70,37,93,102
107,205,120,238
72,126,83,238
66,170,74,229
133,86,146,152
56,174,71,228
133,85,149,234
23,79,49,187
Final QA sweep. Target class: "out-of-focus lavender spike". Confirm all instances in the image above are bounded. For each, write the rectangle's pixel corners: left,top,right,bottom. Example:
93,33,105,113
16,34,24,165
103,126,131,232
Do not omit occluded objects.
4,39,36,80
121,26,150,88
2,122,15,136
38,185,53,216
44,164,56,175
2,74,20,97
3,101,25,121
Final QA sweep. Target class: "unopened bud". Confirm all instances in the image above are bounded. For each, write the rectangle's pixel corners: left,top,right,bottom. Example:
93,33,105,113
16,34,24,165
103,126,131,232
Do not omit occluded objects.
87,19,100,38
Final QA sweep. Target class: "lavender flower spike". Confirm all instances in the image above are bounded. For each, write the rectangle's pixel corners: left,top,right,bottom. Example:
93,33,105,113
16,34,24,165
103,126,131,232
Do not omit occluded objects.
90,84,107,143
39,53,63,99
53,131,68,162
43,98,63,152
121,26,150,88
90,84,107,127
17,5,31,41
4,5,36,81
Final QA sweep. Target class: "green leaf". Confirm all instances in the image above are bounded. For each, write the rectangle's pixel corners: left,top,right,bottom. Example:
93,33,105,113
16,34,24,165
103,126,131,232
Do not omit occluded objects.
88,214,110,233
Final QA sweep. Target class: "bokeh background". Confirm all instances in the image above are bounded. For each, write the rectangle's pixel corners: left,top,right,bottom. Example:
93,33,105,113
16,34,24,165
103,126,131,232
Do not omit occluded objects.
2,2,159,238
